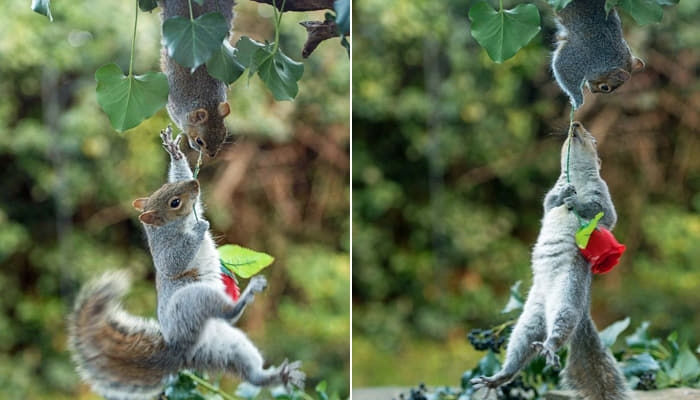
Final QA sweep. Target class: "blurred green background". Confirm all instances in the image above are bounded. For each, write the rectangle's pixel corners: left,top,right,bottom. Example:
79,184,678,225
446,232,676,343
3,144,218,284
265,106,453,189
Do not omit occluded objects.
352,0,699,388
0,1,349,399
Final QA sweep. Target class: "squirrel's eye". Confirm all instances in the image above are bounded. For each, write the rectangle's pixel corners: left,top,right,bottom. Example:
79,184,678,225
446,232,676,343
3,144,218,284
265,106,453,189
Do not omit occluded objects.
600,84,610,92
196,138,204,146
170,198,181,208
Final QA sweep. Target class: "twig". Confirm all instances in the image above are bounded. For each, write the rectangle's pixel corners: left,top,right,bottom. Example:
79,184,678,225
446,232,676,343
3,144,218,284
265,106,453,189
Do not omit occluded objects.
249,0,334,11
299,20,340,58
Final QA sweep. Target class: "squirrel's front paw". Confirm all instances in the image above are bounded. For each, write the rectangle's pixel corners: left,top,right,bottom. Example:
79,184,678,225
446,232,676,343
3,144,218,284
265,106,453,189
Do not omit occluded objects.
561,183,576,199
160,126,185,160
531,341,561,370
278,359,305,389
470,374,508,390
563,195,577,211
248,275,267,294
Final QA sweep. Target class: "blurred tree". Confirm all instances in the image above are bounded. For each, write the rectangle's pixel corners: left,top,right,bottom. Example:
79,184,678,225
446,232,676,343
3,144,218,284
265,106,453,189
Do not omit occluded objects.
352,0,699,387
0,0,348,398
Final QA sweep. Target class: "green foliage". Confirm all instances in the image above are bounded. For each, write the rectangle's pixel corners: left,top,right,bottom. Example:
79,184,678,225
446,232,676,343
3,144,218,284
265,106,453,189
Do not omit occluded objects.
548,0,573,11
206,41,246,85
219,244,275,278
575,211,603,248
95,63,169,132
162,13,230,71
334,0,350,35
468,2,541,63
138,0,158,13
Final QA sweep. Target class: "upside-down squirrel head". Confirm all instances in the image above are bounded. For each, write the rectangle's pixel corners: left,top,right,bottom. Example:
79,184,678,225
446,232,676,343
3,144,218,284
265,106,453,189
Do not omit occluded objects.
588,57,644,94
132,180,200,226
183,102,231,158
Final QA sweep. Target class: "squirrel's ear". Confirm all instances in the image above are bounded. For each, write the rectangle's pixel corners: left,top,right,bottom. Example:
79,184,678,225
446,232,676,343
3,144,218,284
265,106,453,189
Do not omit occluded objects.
218,102,230,118
132,198,149,211
139,211,163,226
612,68,631,82
631,57,645,73
187,109,209,125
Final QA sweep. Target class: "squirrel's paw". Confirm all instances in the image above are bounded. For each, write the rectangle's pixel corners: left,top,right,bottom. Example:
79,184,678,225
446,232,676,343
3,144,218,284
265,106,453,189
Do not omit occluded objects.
278,359,305,389
248,275,268,294
563,196,577,211
561,183,576,199
470,374,508,389
531,341,561,370
160,126,185,160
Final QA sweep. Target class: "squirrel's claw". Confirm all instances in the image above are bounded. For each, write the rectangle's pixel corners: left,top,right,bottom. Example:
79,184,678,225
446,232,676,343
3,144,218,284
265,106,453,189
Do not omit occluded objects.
531,341,561,370
279,359,305,389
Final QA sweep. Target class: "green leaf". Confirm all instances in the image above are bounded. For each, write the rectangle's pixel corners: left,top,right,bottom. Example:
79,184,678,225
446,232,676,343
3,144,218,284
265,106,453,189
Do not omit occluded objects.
501,280,524,313
138,0,158,12
468,2,541,63
575,211,604,249
95,63,169,132
599,317,630,347
162,12,229,71
622,353,660,376
235,382,261,400
31,0,53,21
548,0,574,12
625,321,662,351
315,380,329,400
219,244,274,278
605,0,620,14
235,36,267,68
206,40,245,84
193,0,205,5
334,0,350,35
164,373,206,400
252,47,305,101
670,346,700,383
617,0,664,25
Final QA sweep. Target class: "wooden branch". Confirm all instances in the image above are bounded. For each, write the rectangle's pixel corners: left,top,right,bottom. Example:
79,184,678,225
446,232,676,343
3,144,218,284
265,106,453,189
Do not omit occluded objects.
249,0,335,11
300,20,340,58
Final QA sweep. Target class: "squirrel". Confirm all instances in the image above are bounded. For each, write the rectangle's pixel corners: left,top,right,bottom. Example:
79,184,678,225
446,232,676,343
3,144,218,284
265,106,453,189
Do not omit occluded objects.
471,122,628,400
159,0,234,158
552,0,645,109
68,127,304,400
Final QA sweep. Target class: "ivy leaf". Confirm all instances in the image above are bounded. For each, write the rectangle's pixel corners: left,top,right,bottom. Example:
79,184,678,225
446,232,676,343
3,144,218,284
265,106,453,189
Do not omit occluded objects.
599,317,631,348
252,47,304,101
625,321,662,351
617,0,664,25
315,381,329,400
31,0,53,21
669,346,700,383
501,280,524,314
548,0,574,11
468,2,541,63
622,353,660,376
206,40,245,84
95,63,169,132
334,0,350,35
219,244,274,278
235,36,267,68
138,0,158,12
162,12,229,71
575,211,604,249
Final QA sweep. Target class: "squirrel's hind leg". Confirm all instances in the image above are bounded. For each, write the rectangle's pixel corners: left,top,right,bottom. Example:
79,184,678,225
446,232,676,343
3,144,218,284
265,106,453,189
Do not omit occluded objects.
471,293,546,389
189,320,305,388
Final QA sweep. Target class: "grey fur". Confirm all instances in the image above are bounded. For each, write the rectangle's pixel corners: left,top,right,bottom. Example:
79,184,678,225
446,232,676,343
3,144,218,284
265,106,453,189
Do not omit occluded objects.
552,0,641,108
471,123,627,400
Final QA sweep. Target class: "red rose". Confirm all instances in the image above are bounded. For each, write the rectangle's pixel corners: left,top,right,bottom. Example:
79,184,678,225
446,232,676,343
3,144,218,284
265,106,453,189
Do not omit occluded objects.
221,273,240,301
580,227,626,274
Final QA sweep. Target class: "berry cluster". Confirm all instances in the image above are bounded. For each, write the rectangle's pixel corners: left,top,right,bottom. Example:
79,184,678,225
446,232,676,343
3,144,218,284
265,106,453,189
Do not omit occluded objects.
467,328,508,353
635,371,657,391
394,383,428,400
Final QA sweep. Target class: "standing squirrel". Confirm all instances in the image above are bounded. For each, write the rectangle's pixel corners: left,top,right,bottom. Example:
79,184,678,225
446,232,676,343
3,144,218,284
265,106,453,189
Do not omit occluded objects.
471,122,628,400
68,128,304,400
552,0,645,109
160,0,234,158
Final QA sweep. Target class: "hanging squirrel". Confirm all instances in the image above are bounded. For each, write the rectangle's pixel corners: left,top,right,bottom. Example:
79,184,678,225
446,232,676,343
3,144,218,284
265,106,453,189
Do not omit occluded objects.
68,128,304,400
471,122,628,400
159,0,234,158
552,0,645,109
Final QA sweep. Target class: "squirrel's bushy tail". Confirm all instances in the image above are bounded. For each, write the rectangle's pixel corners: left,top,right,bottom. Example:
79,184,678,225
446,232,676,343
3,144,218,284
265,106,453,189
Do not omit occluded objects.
68,271,175,400
563,315,629,400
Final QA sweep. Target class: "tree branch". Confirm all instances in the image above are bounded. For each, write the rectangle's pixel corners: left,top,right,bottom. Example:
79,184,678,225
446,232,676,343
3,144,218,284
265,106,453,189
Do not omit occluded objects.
300,20,343,58
249,0,335,12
